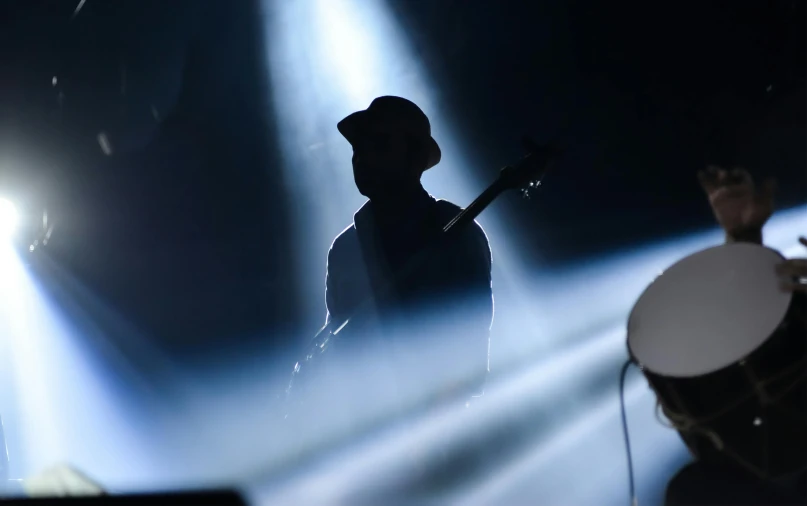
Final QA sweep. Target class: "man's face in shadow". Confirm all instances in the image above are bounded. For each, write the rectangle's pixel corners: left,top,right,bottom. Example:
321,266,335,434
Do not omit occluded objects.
351,124,419,199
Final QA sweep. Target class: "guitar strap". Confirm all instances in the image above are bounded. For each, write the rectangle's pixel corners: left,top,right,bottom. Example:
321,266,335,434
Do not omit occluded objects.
352,203,396,332
352,203,408,402
352,198,448,320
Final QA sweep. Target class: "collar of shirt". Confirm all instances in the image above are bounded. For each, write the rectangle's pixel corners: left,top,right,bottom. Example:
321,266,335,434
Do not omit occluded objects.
352,188,435,237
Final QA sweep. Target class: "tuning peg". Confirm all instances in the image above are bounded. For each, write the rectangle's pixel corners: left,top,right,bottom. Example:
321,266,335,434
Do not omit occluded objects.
520,180,541,199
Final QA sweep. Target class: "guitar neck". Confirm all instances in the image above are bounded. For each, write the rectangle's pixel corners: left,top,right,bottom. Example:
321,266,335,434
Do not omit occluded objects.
443,180,505,234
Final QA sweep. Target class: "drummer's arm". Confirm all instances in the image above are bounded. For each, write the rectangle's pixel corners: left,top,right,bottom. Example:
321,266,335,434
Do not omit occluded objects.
698,166,772,246
725,228,763,245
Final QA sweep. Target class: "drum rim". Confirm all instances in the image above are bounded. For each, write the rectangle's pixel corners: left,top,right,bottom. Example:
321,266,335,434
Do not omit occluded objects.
626,243,792,377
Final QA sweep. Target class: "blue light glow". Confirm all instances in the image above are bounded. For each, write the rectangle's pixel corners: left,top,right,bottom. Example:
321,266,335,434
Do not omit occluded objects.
0,246,166,491
1,0,804,500
2,205,803,500
0,199,18,240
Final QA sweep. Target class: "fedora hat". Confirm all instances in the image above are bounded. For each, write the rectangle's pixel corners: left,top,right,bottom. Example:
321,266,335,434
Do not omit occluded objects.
337,96,441,171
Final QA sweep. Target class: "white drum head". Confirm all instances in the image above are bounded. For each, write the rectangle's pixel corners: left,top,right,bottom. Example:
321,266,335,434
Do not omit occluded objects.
628,243,792,378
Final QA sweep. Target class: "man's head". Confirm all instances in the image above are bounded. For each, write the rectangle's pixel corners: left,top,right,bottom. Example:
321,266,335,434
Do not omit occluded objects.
338,96,441,199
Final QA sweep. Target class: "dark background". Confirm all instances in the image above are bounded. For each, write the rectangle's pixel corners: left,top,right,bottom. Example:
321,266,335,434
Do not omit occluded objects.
0,0,803,355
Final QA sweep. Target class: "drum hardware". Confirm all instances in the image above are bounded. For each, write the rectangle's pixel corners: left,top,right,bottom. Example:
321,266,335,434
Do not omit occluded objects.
654,355,807,475
653,397,793,481
655,357,807,429
742,363,772,404
626,336,805,502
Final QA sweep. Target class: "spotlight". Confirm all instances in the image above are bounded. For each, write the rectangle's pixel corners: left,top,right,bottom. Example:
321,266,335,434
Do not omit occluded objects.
0,198,18,239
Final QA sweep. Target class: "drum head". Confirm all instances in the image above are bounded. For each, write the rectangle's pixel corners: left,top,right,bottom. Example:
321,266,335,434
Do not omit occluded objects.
628,243,792,378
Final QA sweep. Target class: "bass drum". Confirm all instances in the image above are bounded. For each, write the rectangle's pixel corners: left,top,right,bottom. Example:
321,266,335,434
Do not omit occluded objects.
627,243,806,479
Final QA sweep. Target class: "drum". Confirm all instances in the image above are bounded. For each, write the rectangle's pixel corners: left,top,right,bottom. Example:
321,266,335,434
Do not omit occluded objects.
628,243,806,479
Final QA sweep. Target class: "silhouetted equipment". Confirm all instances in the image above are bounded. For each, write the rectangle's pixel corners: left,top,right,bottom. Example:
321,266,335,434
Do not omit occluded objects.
0,490,247,505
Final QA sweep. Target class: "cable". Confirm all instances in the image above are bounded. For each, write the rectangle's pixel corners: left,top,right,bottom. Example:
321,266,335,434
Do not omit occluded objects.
620,358,638,506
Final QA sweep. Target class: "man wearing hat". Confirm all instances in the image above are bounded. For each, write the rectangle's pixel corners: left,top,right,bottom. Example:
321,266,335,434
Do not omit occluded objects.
324,96,494,409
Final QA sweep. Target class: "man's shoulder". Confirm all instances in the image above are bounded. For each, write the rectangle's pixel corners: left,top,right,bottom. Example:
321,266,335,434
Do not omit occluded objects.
329,223,359,256
328,198,490,262
433,198,462,217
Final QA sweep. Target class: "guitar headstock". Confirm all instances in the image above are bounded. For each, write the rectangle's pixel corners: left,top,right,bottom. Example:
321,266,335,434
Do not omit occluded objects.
497,137,562,198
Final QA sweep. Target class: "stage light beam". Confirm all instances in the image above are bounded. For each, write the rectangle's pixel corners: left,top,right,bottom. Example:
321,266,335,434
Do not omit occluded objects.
0,198,19,240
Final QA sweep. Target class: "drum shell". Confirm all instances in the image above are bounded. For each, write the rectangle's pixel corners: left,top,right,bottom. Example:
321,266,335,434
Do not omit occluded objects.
634,292,806,479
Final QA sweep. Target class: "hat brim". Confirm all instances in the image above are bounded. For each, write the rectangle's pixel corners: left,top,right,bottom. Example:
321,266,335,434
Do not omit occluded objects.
337,111,441,171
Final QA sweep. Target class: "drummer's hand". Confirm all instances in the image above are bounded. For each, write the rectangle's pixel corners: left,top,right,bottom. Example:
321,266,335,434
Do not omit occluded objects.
698,166,775,243
777,237,807,293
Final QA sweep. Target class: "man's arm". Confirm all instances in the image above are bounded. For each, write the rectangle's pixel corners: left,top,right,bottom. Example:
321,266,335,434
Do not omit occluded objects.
463,224,494,394
778,237,807,293
324,246,338,327
454,223,494,330
433,222,493,397
698,168,807,334
697,166,775,245
725,228,763,245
